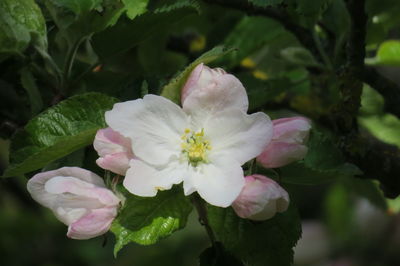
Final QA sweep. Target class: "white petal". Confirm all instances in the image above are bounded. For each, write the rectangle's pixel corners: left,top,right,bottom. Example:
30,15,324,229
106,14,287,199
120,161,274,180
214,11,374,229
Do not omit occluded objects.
205,109,273,165
105,94,188,166
123,159,186,197
183,73,248,124
53,207,88,225
45,176,120,207
27,167,105,209
188,158,245,207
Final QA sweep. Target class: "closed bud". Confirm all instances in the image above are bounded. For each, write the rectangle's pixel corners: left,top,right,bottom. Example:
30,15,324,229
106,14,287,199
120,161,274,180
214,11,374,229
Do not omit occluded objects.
181,63,249,113
232,175,289,221
27,167,120,240
257,117,311,168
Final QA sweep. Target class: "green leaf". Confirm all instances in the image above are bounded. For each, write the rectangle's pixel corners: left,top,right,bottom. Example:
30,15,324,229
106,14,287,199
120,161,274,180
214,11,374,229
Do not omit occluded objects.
278,127,362,185
151,0,201,13
49,0,102,15
280,47,320,67
3,92,118,177
0,0,47,59
160,46,235,104
111,187,193,255
122,0,149,19
208,204,302,266
359,114,400,149
248,0,283,7
92,7,196,60
366,40,400,66
223,17,287,68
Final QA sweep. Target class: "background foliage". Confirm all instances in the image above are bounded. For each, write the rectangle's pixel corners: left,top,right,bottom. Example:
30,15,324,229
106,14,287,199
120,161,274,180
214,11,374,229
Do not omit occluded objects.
1,0,400,265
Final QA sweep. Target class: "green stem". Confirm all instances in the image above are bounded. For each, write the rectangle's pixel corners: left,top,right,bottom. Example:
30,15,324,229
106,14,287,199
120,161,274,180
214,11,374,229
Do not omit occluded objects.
63,35,89,90
190,193,216,246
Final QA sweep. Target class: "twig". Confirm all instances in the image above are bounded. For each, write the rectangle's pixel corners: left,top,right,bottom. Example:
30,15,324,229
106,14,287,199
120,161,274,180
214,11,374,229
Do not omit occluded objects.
190,193,216,246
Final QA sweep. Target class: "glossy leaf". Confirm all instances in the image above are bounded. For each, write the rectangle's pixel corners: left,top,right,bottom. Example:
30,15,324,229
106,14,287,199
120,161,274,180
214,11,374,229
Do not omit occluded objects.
0,0,46,59
3,93,118,177
208,204,302,266
111,187,193,255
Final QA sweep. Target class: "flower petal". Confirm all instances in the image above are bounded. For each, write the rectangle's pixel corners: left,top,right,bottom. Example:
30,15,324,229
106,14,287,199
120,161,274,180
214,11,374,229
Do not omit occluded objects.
67,207,117,240
27,167,105,209
205,109,273,165
187,158,245,207
93,127,133,156
45,176,120,207
123,159,186,197
96,152,132,176
272,117,311,143
183,72,249,119
105,94,188,166
257,142,308,168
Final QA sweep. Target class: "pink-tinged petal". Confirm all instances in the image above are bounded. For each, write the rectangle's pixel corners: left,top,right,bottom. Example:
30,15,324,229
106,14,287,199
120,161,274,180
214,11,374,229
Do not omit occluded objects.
205,109,273,165
123,159,186,197
232,175,289,221
44,176,120,206
27,167,120,239
93,127,133,157
105,94,188,166
181,63,205,103
96,152,132,176
67,207,117,240
27,167,105,209
183,69,248,118
272,117,311,143
189,158,245,208
257,142,308,168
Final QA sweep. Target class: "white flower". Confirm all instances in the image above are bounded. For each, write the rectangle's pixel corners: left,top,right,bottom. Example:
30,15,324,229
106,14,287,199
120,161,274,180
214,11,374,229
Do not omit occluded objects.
105,68,273,207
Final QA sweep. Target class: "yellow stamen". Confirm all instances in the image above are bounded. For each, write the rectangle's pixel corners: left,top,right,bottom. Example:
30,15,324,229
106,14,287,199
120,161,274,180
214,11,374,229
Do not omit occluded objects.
181,128,212,167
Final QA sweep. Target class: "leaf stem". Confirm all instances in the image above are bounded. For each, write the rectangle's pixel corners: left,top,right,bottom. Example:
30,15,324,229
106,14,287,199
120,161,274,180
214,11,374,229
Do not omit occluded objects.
63,35,89,90
190,193,216,246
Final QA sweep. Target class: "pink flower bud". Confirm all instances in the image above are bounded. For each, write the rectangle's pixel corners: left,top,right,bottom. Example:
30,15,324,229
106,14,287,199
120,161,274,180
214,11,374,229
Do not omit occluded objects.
232,175,289,221
257,117,311,168
27,167,120,240
181,63,249,113
93,127,134,175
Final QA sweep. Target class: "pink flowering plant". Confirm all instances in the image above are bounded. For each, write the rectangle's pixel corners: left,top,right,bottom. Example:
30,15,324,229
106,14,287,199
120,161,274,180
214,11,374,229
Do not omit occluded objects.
4,1,400,265
15,55,315,262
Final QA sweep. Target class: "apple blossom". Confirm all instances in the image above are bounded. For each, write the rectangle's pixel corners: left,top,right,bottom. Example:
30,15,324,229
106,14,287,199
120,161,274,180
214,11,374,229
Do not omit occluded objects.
181,63,249,114
105,66,273,207
93,127,134,175
257,117,311,168
27,167,120,240
232,174,289,221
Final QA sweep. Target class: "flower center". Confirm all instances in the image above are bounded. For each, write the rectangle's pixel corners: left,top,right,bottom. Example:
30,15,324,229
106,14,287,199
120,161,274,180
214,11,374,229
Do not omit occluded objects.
181,128,212,167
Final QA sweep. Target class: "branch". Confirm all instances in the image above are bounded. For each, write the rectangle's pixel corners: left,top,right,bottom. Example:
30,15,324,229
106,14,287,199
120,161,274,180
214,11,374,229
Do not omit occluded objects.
363,67,400,118
201,0,323,64
353,133,400,198
336,0,367,133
